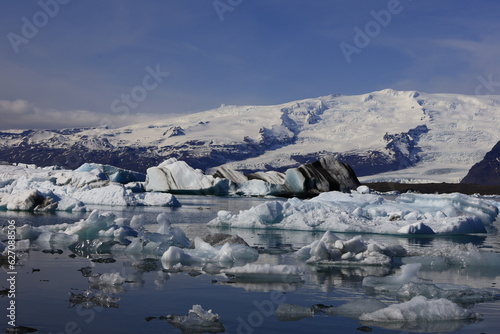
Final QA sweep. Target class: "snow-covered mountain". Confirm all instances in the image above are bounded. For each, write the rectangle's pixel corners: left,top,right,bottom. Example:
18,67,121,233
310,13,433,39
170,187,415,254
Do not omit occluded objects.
0,89,498,183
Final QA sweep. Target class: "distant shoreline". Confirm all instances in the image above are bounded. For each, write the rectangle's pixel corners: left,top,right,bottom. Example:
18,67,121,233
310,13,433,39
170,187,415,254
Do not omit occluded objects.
364,182,500,196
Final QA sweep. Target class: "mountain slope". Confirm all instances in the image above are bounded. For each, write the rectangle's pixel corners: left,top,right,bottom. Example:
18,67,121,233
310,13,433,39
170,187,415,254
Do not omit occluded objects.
0,89,498,183
461,141,500,185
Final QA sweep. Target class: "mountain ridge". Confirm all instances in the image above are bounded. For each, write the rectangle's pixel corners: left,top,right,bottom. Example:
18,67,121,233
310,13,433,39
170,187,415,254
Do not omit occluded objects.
0,89,498,183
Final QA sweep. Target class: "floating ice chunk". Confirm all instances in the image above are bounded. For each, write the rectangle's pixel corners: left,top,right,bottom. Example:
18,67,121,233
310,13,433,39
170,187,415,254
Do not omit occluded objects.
165,304,225,333
356,185,371,194
276,303,313,321
161,246,195,267
363,263,422,293
160,237,258,268
397,222,435,234
0,189,45,211
359,296,478,322
133,192,180,207
75,163,145,184
223,264,302,283
296,231,403,266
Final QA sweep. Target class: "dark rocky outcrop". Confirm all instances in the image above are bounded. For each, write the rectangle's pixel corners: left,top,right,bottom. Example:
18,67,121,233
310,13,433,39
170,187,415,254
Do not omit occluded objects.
461,141,500,185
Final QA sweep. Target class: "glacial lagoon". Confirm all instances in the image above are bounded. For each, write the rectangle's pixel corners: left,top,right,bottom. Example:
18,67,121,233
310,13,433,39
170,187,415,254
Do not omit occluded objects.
1,194,500,334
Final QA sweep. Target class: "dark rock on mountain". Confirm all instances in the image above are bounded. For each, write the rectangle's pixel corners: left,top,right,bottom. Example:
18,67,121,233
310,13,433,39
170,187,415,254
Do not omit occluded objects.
461,141,500,185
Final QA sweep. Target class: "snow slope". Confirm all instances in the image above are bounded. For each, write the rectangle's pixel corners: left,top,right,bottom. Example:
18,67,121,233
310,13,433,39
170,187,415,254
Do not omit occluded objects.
0,89,498,183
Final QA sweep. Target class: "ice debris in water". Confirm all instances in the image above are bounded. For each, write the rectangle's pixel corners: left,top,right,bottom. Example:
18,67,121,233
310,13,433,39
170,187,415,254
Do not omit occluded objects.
165,304,225,333
359,296,479,322
208,191,498,235
2,210,193,257
160,237,258,268
223,264,303,283
296,231,406,265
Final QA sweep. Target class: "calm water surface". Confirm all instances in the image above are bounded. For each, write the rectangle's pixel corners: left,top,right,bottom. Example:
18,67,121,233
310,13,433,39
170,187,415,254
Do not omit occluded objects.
1,195,499,333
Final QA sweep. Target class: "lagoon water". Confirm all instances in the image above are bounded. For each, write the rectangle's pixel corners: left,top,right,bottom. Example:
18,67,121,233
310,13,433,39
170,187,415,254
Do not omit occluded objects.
1,195,499,333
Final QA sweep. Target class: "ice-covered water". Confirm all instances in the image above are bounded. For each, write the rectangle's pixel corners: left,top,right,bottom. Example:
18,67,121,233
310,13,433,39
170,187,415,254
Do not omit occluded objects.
1,195,499,333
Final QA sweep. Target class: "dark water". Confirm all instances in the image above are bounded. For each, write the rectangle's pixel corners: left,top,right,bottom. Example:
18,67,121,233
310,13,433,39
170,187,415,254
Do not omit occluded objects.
1,195,499,334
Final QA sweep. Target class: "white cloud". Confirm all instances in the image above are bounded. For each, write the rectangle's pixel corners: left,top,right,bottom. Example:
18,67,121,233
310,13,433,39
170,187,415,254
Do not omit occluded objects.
0,99,167,130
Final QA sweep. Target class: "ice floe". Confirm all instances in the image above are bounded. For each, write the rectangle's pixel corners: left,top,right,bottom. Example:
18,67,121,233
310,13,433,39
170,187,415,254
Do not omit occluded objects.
208,190,499,235
0,164,180,211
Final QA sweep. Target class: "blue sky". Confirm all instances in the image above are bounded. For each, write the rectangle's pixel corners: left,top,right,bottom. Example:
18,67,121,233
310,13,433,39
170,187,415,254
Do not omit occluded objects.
1,0,500,129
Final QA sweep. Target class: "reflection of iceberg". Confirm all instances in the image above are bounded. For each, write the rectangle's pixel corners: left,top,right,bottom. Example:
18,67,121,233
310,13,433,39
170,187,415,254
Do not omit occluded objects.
218,281,302,293
398,281,500,304
208,191,498,235
68,290,120,309
363,263,423,293
223,264,303,283
359,296,480,333
276,303,313,321
404,242,500,268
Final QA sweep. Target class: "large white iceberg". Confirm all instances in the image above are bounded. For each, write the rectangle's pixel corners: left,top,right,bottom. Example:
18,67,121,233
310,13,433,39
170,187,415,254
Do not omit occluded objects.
208,190,498,235
145,158,229,194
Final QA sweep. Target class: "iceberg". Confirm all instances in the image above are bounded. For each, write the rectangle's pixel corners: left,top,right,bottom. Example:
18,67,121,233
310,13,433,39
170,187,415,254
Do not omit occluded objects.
164,305,225,333
160,237,258,269
145,158,230,195
359,296,479,322
208,191,498,235
75,163,145,184
296,231,406,266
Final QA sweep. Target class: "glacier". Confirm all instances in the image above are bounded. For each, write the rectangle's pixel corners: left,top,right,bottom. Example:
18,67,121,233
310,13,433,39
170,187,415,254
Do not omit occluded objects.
208,187,499,235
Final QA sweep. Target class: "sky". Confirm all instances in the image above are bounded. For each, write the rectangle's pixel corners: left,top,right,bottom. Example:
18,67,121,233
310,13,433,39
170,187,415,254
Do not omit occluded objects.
1,0,500,130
